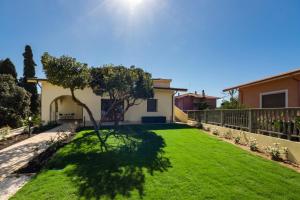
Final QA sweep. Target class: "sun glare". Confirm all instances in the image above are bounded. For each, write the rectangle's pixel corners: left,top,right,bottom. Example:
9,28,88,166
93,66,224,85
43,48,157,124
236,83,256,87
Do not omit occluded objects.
125,0,143,12
127,0,143,7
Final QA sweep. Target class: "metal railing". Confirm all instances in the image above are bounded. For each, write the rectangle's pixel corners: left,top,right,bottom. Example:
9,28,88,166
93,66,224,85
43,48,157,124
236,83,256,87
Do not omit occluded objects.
187,108,300,141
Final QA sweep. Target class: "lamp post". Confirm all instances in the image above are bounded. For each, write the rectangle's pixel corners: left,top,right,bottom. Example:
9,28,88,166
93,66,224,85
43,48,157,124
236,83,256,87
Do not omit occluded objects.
28,116,32,137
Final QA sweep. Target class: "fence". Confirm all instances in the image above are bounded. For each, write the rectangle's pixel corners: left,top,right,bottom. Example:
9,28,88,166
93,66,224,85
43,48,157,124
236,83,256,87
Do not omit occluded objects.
187,108,300,141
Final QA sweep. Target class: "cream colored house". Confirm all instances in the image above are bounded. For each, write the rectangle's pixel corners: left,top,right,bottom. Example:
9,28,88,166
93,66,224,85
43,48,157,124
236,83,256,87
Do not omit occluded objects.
29,78,187,125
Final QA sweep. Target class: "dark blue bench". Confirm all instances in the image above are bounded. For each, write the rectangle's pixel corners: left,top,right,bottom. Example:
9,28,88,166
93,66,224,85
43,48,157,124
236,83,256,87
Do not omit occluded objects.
141,116,166,124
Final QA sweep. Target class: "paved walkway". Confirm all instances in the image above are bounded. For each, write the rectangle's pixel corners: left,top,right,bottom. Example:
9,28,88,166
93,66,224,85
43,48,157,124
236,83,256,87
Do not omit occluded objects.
0,123,73,199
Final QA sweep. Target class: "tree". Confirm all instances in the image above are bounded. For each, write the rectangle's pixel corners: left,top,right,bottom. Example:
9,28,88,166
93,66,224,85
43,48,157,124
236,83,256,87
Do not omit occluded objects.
41,53,155,148
23,45,36,77
90,65,154,126
21,45,39,115
0,75,31,128
41,53,105,143
197,101,209,110
220,89,246,109
0,58,17,80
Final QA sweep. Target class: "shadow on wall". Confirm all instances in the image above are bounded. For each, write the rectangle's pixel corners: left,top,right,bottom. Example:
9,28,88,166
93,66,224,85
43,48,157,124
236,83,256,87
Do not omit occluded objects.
46,125,172,199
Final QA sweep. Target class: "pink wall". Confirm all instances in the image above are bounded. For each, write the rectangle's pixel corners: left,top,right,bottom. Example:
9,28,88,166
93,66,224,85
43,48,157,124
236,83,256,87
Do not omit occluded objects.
175,96,217,110
239,75,300,108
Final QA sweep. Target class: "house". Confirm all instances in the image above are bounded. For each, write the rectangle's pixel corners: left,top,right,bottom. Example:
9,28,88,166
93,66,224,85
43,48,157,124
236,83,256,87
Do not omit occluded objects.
175,90,219,111
223,68,300,108
28,78,187,125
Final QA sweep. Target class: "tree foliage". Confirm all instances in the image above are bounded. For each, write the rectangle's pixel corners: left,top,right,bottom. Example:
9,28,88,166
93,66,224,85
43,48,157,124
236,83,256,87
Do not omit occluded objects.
197,101,209,110
41,53,90,90
220,89,246,109
40,53,103,140
0,58,17,80
41,53,155,148
0,75,31,128
23,45,36,77
90,65,154,125
21,45,39,115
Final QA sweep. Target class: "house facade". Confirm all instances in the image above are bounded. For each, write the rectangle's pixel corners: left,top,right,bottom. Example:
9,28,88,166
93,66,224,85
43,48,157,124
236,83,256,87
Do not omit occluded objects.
223,69,300,108
29,78,187,125
175,91,218,111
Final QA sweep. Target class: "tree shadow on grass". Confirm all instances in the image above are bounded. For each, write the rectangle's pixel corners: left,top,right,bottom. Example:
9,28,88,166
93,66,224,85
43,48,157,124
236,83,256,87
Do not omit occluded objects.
46,126,172,199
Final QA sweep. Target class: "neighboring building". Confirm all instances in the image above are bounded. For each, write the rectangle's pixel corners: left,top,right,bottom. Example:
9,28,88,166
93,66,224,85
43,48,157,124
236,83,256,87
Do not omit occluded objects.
28,78,187,125
175,91,219,111
223,68,300,108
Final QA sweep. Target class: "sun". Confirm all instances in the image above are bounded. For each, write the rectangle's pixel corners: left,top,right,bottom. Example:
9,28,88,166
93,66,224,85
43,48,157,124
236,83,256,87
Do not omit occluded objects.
127,0,143,7
126,0,143,11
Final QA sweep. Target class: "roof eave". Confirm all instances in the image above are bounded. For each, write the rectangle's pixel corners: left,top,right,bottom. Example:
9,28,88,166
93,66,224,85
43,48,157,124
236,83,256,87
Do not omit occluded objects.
154,87,187,92
223,69,300,92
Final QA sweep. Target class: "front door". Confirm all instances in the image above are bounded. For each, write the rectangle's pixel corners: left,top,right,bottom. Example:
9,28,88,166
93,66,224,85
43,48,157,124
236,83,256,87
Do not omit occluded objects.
101,99,124,122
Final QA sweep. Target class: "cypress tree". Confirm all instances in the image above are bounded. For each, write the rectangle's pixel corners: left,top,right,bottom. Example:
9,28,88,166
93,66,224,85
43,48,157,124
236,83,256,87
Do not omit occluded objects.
0,58,18,80
22,45,39,115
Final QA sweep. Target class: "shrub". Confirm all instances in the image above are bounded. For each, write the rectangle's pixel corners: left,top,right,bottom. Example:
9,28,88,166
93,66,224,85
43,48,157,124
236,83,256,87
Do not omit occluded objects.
0,126,10,140
32,121,60,134
249,138,258,151
205,127,210,132
266,143,288,161
0,75,31,128
195,123,203,129
234,136,241,144
212,129,219,136
224,130,233,139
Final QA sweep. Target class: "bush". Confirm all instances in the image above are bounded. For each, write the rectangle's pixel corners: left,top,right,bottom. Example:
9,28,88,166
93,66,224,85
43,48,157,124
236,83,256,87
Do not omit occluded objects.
32,122,60,134
205,127,210,132
234,136,241,144
195,123,203,129
212,129,219,136
224,130,233,139
249,138,258,151
266,143,288,161
0,75,31,128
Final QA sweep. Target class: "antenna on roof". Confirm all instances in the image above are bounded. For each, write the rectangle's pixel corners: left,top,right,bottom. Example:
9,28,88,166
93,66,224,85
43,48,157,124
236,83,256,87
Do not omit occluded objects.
202,90,205,97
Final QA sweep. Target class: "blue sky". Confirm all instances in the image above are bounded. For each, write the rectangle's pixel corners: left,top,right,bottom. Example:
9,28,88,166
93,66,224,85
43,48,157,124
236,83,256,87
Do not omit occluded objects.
1,0,300,100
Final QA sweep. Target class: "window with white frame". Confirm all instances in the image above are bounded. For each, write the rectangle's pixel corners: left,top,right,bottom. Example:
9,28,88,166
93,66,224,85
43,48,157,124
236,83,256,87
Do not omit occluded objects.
260,90,287,108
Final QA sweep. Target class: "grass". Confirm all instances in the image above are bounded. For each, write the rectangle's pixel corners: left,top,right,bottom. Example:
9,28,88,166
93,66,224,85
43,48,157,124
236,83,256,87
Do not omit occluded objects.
11,124,300,200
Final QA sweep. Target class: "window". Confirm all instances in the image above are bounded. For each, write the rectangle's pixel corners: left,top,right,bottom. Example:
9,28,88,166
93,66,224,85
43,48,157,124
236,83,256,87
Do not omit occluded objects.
261,91,287,108
147,99,157,112
101,99,124,122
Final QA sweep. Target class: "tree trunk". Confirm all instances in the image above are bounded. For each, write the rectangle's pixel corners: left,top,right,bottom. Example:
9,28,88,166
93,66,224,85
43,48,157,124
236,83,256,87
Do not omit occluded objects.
70,88,104,144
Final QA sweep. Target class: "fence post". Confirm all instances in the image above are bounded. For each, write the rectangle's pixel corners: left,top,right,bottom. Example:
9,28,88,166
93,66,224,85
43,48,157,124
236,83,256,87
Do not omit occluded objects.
248,109,253,132
220,110,224,126
204,111,207,123
287,121,292,140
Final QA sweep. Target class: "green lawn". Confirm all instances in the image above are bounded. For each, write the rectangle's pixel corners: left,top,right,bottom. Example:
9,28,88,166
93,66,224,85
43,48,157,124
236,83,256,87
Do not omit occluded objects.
12,124,300,200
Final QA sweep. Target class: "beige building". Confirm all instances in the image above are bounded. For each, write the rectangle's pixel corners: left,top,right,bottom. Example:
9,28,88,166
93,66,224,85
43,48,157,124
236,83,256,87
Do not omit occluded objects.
29,78,187,125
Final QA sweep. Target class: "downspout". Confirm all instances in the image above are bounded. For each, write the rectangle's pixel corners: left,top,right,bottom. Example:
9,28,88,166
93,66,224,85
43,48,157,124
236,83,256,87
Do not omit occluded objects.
172,90,180,123
171,93,174,123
